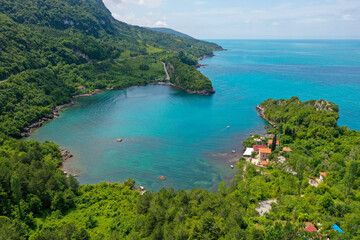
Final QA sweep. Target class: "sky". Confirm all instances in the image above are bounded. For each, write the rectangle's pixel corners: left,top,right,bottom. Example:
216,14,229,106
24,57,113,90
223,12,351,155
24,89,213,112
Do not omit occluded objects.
103,0,360,39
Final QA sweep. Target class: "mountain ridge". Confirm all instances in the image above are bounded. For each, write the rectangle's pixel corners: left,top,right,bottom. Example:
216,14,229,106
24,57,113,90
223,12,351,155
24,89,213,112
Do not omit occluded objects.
146,27,195,39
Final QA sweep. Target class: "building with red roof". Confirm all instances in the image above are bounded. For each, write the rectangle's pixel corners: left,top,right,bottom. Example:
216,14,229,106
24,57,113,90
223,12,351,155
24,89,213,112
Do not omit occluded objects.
320,172,328,181
282,147,292,152
304,225,318,232
253,145,267,152
262,161,269,166
259,148,272,161
268,139,280,148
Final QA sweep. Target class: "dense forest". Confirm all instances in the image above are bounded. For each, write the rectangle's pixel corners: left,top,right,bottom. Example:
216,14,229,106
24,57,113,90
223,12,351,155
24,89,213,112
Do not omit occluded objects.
1,97,359,239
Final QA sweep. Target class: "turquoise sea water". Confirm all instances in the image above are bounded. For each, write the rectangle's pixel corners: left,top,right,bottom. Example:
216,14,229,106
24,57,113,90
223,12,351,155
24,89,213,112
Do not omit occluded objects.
28,40,360,191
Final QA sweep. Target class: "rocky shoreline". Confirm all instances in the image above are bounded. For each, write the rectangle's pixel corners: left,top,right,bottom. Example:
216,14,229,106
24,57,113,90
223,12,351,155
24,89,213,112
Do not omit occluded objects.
195,63,208,68
151,82,216,95
60,149,73,162
20,91,98,138
113,82,216,95
197,53,215,61
256,105,278,128
59,148,81,177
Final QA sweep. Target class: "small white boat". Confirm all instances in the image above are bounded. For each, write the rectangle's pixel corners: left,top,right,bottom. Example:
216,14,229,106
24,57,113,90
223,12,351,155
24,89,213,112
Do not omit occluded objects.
227,126,230,128
230,165,234,169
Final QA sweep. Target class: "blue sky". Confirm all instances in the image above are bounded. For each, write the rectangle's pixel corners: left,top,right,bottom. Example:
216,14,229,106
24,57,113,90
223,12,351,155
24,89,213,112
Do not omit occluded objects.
103,0,360,39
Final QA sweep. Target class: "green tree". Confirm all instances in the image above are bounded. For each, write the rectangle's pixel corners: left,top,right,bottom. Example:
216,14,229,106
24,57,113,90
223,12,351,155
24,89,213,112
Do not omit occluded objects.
11,173,23,219
345,160,359,195
271,135,277,152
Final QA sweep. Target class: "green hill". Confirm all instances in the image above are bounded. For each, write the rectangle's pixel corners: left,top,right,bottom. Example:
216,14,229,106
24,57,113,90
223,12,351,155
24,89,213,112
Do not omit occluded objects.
146,27,195,39
0,0,222,141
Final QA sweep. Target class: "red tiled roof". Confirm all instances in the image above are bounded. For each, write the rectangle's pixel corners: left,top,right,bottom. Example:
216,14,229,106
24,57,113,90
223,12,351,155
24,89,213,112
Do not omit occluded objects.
282,147,292,152
320,172,328,177
259,148,272,154
253,145,267,151
262,161,269,166
304,226,318,232
268,140,280,145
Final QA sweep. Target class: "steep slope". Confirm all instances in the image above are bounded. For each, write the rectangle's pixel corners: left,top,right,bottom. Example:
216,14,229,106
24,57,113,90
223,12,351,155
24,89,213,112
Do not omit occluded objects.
0,0,222,80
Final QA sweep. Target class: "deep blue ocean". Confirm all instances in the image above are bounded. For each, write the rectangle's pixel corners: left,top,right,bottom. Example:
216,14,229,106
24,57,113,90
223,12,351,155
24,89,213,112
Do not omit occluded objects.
28,40,360,191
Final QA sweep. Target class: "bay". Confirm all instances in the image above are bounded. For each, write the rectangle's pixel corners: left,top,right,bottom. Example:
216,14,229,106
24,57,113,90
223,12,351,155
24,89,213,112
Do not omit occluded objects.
28,39,360,191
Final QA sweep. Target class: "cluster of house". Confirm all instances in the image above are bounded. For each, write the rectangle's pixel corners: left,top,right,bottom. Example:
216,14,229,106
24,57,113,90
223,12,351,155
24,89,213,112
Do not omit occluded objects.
246,136,345,237
242,135,292,167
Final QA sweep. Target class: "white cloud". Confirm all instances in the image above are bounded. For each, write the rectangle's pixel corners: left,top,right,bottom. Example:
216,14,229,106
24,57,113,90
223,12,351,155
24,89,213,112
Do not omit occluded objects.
342,14,355,20
175,0,360,24
195,1,206,6
155,20,168,27
104,0,164,10
104,0,360,38
113,12,152,26
295,18,328,24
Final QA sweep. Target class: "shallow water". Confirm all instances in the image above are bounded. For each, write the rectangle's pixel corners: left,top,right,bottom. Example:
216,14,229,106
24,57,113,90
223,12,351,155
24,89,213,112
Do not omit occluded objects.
28,40,360,191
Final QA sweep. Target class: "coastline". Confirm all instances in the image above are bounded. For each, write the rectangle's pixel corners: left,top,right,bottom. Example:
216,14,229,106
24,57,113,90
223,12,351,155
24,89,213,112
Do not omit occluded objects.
256,105,278,128
148,82,216,95
20,81,215,139
20,51,220,139
21,52,219,183
20,91,98,138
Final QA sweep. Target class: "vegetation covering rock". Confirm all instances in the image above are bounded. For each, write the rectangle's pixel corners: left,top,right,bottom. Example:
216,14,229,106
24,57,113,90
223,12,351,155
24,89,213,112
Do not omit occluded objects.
1,97,359,239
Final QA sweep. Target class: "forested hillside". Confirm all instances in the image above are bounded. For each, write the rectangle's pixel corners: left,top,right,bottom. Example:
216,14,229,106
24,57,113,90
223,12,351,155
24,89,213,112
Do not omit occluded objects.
0,0,222,143
146,27,194,39
1,98,359,239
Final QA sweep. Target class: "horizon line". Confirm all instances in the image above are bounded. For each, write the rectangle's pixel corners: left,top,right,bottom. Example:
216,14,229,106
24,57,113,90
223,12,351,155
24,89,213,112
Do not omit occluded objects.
202,38,360,40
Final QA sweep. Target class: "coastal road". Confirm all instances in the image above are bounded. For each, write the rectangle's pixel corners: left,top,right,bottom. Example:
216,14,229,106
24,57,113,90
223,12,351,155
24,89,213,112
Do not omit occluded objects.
161,61,171,81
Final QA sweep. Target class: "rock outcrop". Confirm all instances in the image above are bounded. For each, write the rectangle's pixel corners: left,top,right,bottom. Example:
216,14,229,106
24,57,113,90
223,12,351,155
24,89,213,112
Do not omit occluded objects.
256,105,278,128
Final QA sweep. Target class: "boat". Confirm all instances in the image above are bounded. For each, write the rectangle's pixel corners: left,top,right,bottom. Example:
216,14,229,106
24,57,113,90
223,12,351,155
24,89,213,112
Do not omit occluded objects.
230,165,234,169
117,138,123,142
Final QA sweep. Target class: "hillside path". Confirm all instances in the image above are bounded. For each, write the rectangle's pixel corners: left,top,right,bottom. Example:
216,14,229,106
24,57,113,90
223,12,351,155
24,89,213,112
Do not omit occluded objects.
161,61,170,81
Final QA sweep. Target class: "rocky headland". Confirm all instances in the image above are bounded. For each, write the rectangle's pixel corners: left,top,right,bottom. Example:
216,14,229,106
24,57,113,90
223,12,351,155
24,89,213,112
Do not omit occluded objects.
256,105,278,128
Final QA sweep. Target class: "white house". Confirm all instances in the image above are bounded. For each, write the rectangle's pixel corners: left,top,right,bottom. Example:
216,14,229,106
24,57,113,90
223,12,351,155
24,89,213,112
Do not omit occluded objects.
243,147,254,157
